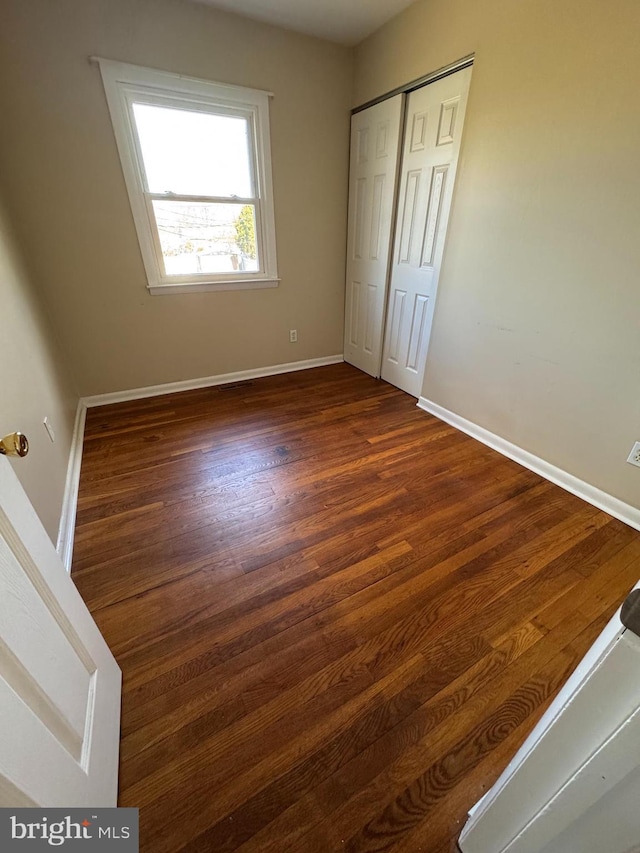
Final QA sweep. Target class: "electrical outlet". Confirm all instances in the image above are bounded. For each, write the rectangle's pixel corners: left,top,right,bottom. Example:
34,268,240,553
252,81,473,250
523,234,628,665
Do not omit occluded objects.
43,417,55,443
627,441,640,467
289,329,298,343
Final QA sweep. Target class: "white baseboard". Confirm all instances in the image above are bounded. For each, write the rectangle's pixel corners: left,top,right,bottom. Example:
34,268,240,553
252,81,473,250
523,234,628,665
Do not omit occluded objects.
417,396,640,532
82,355,344,408
56,400,87,573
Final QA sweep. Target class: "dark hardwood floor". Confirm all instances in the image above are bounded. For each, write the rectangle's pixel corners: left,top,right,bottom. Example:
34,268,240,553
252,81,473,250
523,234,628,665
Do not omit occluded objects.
72,363,640,852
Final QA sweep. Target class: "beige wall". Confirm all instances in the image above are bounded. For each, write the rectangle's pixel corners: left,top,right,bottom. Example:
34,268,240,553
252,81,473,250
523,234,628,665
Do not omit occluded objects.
355,0,640,508
0,0,353,396
0,194,77,541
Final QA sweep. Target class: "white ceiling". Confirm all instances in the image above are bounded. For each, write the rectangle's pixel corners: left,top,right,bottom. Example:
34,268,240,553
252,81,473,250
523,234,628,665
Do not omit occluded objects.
190,0,416,45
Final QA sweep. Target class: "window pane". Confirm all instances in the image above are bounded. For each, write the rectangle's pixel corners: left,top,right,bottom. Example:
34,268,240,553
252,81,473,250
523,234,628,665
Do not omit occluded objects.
152,200,259,276
133,103,253,198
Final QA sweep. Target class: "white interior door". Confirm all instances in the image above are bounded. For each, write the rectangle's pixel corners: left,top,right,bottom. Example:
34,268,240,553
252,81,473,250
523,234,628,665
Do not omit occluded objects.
459,583,640,853
0,454,121,806
381,66,472,397
344,95,403,377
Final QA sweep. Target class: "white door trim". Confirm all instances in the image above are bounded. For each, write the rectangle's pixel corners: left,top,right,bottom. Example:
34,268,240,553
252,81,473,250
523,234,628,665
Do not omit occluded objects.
353,54,475,115
57,402,87,573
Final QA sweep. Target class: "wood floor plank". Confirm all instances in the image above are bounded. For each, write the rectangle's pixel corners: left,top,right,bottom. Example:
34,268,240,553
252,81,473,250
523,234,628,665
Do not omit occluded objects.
71,363,640,852
384,612,614,853
283,611,596,853
119,490,569,709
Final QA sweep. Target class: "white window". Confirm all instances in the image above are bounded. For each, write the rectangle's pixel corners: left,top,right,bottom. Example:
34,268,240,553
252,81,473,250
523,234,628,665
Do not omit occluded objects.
95,59,278,294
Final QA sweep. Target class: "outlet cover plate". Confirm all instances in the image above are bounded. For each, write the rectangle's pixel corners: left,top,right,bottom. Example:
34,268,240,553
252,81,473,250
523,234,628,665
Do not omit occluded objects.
43,417,55,443
627,441,640,467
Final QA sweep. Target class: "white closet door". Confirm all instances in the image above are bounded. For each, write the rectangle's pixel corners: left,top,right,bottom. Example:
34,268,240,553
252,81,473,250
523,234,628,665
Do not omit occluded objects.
381,66,472,397
343,95,403,377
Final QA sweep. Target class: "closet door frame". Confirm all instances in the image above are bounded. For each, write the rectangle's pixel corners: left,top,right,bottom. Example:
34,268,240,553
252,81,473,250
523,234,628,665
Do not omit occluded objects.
347,54,475,382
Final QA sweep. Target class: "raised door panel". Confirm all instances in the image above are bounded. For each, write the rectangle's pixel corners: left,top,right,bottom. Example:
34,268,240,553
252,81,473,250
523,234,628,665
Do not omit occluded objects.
386,289,407,364
369,174,386,261
397,169,422,266
364,284,378,354
353,177,368,260
348,280,361,347
406,294,430,372
0,531,95,761
421,165,449,268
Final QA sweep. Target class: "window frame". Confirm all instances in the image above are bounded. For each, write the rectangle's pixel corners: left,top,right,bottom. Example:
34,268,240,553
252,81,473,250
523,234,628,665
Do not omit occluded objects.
95,59,279,294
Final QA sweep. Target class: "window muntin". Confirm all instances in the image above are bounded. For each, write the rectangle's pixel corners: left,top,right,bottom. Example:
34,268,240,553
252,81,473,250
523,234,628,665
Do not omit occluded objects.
96,59,278,293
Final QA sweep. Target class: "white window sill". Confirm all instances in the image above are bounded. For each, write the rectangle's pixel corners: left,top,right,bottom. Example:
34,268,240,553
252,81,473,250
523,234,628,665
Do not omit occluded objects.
148,278,280,295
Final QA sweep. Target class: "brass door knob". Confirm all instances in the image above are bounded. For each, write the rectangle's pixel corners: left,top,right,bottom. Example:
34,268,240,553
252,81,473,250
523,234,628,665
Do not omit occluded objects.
0,432,29,457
